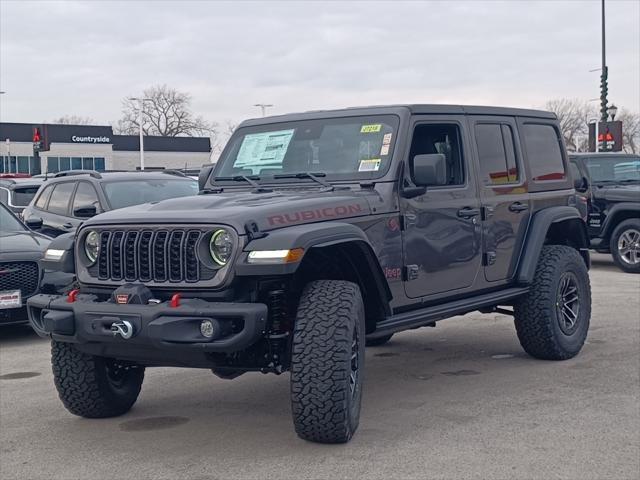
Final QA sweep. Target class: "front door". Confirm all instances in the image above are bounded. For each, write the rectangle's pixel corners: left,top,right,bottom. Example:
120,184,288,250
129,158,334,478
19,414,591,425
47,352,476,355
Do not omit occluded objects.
471,116,530,282
400,118,483,298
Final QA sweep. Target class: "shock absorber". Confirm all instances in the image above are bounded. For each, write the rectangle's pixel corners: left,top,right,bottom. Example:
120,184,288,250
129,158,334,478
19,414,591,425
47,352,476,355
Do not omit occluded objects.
265,289,289,373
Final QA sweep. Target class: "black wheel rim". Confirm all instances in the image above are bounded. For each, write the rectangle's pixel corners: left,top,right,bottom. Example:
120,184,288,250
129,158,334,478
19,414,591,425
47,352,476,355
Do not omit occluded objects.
105,360,133,389
349,328,359,397
556,272,580,335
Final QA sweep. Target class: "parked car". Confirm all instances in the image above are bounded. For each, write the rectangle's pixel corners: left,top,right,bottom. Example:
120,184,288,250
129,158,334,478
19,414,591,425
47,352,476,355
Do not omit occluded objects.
0,177,45,216
0,203,50,325
29,104,590,444
22,170,199,237
570,153,640,273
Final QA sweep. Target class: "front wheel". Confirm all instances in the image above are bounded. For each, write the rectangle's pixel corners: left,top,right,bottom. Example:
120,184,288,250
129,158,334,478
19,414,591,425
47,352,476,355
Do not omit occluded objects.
514,245,591,360
51,341,145,418
290,280,365,444
610,219,640,273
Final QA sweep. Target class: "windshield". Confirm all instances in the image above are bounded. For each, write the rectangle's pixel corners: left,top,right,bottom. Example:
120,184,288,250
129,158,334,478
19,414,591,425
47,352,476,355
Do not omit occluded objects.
102,179,199,210
215,115,400,181
11,186,41,206
584,156,640,182
0,204,26,232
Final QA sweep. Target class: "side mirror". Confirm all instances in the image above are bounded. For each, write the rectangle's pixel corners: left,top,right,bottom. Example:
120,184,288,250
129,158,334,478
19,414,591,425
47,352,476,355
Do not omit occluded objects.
198,164,215,191
413,153,447,187
25,217,43,230
573,176,589,192
73,205,97,218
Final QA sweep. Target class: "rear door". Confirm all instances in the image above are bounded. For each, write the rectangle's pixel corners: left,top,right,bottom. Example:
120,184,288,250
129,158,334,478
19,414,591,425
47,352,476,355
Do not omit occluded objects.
471,116,530,282
400,117,483,298
41,181,79,237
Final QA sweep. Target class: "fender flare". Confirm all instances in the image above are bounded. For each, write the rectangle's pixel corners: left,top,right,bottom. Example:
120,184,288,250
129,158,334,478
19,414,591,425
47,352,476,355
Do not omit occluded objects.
517,206,588,284
41,232,76,273
600,202,640,238
235,221,392,306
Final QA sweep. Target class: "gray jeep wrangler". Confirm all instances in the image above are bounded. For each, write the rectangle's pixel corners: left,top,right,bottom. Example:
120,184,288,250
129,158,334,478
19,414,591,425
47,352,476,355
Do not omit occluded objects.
28,105,591,443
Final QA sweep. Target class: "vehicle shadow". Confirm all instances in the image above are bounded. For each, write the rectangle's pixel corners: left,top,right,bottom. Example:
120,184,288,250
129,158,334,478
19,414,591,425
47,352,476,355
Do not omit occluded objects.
0,323,41,344
590,253,622,274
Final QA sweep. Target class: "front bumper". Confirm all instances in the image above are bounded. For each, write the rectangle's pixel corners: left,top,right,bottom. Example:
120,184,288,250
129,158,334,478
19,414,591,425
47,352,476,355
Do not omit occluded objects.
26,293,268,355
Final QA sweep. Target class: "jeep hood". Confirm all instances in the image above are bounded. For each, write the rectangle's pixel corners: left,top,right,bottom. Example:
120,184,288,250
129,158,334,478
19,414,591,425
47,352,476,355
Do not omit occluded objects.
594,184,640,202
83,188,379,234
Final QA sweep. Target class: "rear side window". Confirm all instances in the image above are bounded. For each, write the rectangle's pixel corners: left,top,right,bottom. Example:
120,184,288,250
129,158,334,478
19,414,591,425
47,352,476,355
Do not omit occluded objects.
35,185,54,209
12,186,40,206
475,123,519,185
47,182,76,215
523,124,566,181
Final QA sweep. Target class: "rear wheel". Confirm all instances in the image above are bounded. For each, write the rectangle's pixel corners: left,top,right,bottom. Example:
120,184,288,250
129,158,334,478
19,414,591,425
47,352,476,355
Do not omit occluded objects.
514,245,591,360
51,341,144,418
290,280,365,443
610,219,640,273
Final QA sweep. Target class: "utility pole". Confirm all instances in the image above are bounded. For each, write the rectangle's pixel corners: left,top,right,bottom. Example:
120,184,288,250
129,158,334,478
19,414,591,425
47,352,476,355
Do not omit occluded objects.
253,103,273,117
599,0,609,123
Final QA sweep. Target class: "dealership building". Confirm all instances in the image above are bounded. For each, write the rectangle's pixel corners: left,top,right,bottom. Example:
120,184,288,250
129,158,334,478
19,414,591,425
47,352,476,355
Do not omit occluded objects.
0,122,212,175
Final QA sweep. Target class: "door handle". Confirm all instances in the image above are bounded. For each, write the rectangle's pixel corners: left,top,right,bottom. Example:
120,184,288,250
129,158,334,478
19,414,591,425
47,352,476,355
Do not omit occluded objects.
457,207,481,219
509,202,529,213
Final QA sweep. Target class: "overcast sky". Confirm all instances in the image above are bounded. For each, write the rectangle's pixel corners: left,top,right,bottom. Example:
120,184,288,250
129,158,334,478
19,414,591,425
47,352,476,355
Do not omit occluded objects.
1,0,638,129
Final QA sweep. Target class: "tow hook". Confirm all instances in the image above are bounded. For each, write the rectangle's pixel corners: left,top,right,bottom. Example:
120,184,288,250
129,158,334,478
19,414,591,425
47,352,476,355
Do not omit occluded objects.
111,320,134,339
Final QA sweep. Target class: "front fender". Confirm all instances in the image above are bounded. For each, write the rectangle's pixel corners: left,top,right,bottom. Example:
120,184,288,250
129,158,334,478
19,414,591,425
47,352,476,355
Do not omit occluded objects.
601,203,640,237
41,232,76,274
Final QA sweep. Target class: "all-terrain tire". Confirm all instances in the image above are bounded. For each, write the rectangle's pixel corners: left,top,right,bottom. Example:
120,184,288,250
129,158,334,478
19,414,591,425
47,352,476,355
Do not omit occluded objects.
365,333,394,347
290,280,365,443
514,245,591,360
51,340,145,418
610,219,640,273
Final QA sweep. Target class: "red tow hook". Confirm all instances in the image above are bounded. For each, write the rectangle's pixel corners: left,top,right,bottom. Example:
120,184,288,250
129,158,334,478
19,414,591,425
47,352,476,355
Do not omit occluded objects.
67,288,80,303
169,293,181,308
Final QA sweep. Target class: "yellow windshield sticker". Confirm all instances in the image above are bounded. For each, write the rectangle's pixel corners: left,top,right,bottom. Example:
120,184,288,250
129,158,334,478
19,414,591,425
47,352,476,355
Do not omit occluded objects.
360,124,382,133
358,158,381,172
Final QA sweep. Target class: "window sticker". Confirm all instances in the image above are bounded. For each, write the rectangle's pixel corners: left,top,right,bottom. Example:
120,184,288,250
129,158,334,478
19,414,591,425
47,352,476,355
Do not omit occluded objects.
235,129,295,170
382,133,392,145
358,158,381,172
380,144,390,156
360,124,382,133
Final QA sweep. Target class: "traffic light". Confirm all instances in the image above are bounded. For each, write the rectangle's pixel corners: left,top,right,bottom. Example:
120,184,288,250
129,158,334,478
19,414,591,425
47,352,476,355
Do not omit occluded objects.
32,127,43,152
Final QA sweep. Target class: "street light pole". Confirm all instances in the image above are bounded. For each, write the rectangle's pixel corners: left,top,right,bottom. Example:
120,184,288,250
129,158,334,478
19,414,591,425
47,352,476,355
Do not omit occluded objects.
600,0,609,123
129,97,151,170
253,103,273,117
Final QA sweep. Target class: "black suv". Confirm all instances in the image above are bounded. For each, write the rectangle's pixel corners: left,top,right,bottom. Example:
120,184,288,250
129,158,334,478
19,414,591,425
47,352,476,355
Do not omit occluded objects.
570,153,640,273
22,170,199,237
0,177,45,216
0,203,50,325
28,105,591,444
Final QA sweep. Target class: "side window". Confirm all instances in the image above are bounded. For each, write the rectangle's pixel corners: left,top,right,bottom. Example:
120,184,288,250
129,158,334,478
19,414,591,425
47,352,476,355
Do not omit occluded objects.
409,123,464,186
569,162,581,181
72,182,101,215
47,182,76,216
522,124,566,181
35,185,54,209
475,123,520,185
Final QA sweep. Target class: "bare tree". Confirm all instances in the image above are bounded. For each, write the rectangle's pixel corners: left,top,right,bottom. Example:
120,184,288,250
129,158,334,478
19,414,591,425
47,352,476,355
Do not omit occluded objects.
544,99,594,152
114,85,217,137
50,115,94,125
616,109,640,154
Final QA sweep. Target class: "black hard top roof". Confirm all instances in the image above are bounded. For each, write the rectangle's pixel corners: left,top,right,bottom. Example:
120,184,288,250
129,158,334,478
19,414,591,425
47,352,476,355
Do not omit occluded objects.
240,104,556,127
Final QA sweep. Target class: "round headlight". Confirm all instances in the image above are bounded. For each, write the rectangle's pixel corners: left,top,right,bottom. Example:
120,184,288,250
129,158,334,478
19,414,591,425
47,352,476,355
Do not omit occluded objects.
209,229,233,266
84,230,100,264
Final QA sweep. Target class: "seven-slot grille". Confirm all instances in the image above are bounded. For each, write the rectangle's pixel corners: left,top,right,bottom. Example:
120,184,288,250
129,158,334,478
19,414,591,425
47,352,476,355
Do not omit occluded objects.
97,229,203,283
0,261,39,297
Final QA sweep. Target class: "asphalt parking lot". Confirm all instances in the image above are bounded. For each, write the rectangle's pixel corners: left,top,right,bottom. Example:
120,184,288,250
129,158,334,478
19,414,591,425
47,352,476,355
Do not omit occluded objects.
1,253,638,480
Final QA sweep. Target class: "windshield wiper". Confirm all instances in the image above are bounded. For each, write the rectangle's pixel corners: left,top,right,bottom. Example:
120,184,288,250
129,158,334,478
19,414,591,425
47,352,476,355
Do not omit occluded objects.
273,172,336,192
617,178,640,183
214,175,272,193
